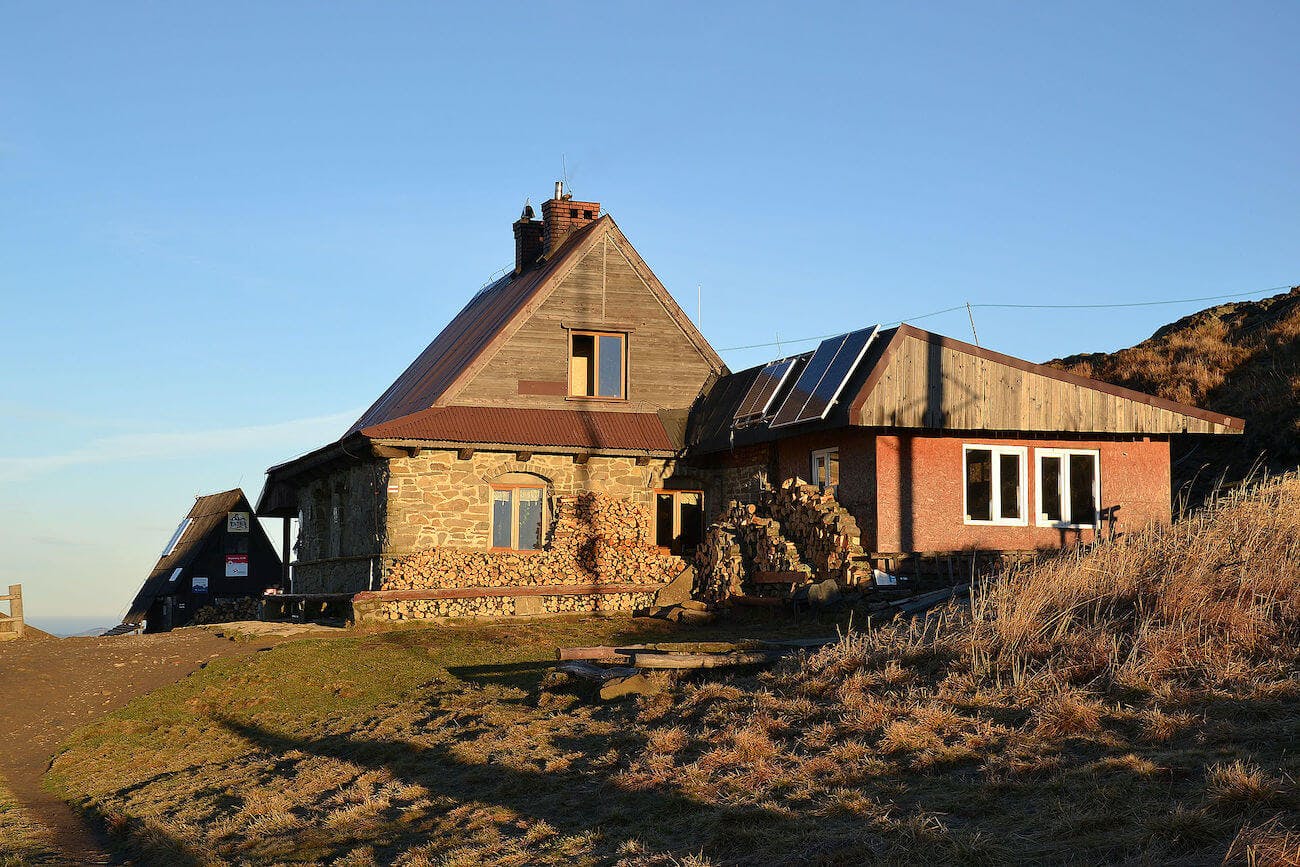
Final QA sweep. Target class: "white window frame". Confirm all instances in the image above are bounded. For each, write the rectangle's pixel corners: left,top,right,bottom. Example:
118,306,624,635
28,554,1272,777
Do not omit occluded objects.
810,447,839,494
962,443,1029,527
1035,448,1101,529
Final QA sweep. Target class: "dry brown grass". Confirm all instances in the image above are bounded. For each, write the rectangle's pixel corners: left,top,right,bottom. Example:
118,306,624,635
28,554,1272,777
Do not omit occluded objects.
43,476,1300,864
1051,286,1300,498
0,784,59,866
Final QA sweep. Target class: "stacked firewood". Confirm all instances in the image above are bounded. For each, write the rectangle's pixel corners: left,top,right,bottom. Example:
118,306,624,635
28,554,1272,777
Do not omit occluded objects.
764,481,871,584
377,590,659,621
692,524,745,603
191,596,261,625
382,492,681,592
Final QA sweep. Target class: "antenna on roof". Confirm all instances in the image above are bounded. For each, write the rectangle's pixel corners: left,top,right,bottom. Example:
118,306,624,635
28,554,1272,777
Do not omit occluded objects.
561,153,571,198
965,301,981,347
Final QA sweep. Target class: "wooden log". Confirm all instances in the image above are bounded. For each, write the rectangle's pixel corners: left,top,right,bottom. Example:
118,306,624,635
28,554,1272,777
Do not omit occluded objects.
632,650,780,669
556,646,634,664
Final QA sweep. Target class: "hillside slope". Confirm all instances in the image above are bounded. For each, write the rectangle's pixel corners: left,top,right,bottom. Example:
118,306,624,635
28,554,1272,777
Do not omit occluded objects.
45,477,1300,864
1050,287,1300,496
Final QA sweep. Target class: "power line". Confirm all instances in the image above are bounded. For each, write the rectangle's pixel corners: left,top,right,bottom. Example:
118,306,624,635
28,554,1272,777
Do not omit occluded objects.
714,283,1294,353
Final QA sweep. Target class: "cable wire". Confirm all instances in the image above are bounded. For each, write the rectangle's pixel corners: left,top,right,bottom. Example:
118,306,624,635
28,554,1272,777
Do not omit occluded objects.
714,283,1294,353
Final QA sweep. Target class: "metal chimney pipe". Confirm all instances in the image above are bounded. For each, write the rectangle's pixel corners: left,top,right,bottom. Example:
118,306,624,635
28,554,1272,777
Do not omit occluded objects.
554,180,563,200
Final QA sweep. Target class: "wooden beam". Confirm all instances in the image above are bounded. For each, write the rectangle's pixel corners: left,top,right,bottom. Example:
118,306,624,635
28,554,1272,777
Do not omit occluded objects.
407,447,422,458
281,518,292,590
371,444,408,459
515,450,533,462
635,456,651,466
457,447,475,461
355,582,666,602
572,453,590,465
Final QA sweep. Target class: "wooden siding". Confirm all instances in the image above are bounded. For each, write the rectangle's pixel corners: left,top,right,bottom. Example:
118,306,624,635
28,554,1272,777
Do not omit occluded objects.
855,333,1238,435
451,227,717,412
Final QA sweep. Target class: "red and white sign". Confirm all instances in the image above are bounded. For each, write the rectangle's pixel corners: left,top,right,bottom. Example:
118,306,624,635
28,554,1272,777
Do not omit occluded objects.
225,554,249,577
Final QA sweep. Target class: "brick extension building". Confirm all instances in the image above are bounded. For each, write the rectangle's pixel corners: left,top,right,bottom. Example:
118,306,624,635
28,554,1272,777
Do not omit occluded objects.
256,185,1243,619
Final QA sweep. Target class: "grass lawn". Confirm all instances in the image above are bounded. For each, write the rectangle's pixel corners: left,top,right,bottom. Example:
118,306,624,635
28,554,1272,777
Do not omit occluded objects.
0,783,59,867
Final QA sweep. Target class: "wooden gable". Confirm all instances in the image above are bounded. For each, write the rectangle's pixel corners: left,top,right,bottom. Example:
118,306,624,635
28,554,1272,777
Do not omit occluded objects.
445,220,724,412
851,325,1243,435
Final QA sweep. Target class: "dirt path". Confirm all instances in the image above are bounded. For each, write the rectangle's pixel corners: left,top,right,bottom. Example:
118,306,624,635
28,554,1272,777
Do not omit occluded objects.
0,627,280,864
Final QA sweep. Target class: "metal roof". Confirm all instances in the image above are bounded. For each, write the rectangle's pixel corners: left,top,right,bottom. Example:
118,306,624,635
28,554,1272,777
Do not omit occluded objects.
363,405,678,452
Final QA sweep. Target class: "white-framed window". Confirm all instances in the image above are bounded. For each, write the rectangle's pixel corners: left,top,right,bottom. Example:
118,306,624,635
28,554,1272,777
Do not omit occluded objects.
963,444,1028,526
162,518,193,556
810,448,839,494
1036,448,1100,528
491,484,546,550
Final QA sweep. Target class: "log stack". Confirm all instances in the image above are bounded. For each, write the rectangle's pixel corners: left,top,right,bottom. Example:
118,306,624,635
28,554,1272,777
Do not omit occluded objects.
382,492,682,592
764,481,872,585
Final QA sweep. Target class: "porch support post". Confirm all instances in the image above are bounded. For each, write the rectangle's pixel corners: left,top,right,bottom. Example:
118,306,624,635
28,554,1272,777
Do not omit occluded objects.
281,518,292,592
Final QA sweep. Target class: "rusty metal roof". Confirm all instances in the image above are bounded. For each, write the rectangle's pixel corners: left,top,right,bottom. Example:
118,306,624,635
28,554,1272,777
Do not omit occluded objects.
362,405,677,452
347,218,608,434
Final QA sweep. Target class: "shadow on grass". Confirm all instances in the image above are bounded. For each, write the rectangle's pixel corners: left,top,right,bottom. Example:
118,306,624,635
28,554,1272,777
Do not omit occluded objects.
215,715,805,863
445,660,553,690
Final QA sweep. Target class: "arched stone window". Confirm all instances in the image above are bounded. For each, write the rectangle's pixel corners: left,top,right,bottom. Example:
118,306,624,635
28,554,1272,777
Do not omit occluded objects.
489,472,550,551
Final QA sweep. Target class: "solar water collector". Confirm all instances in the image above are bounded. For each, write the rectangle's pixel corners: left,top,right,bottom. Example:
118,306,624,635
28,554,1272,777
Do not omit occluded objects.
769,325,880,428
732,356,799,427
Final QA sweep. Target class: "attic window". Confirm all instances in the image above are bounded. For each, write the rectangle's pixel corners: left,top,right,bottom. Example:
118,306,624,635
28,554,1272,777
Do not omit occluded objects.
168,567,182,584
161,518,193,556
569,331,626,399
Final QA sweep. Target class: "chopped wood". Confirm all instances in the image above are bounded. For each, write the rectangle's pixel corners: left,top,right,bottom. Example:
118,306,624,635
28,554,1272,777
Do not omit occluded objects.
751,571,809,585
891,585,969,616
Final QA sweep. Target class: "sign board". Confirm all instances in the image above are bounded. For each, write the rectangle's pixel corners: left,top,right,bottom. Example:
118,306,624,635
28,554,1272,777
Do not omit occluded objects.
225,555,249,577
192,576,209,594
227,511,250,533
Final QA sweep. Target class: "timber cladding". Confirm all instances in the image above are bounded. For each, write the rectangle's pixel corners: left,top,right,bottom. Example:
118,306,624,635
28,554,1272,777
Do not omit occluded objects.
853,328,1242,435
451,226,719,412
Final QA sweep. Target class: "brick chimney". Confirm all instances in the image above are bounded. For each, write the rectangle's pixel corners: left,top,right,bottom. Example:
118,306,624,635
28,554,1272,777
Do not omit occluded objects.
513,202,544,274
541,181,599,254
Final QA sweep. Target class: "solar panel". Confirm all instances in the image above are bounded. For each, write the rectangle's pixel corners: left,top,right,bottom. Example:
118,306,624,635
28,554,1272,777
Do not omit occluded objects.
769,325,879,427
733,358,797,426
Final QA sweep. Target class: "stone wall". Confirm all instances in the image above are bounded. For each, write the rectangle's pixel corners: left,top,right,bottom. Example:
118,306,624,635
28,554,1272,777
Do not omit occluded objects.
384,450,678,552
381,491,685,593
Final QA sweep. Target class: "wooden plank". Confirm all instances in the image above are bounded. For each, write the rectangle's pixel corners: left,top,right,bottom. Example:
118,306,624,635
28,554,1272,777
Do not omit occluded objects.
632,650,779,669
556,646,634,664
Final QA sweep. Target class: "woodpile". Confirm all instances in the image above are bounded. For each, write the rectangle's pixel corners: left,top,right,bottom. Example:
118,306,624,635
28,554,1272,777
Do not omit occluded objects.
191,596,261,625
763,481,872,584
375,590,659,621
693,499,815,601
382,492,682,593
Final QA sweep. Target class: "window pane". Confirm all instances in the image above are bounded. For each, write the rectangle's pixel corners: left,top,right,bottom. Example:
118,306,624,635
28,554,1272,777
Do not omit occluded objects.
655,493,675,548
1068,454,1097,525
1040,456,1063,522
966,449,992,521
491,489,513,548
678,492,703,551
570,334,595,396
826,450,839,488
597,335,624,397
999,453,1021,520
516,488,544,550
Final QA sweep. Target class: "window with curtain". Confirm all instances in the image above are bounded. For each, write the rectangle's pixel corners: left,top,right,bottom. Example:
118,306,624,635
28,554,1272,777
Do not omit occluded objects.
490,485,546,550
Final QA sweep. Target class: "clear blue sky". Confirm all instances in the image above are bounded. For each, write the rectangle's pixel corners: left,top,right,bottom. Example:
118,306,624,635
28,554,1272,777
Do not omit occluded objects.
2,2,1297,626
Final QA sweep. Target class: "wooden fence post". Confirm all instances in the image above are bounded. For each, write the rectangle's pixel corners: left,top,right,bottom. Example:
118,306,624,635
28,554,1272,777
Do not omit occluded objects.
8,584,22,639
